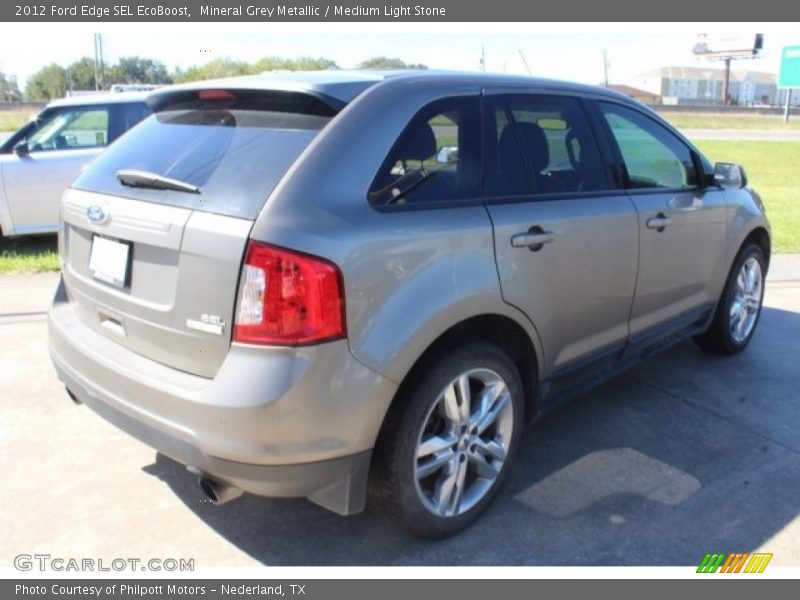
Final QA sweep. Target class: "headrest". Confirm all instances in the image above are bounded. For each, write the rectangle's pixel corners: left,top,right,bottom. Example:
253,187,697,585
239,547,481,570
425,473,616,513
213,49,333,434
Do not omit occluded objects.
515,122,550,172
396,122,437,162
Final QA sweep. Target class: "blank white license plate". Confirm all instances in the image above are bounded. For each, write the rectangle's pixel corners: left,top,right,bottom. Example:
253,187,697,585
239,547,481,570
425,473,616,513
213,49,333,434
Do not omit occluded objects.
89,236,130,287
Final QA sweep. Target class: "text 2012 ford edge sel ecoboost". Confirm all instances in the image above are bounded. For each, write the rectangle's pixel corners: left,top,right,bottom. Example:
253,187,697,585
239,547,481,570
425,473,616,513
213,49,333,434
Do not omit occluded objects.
48,71,770,538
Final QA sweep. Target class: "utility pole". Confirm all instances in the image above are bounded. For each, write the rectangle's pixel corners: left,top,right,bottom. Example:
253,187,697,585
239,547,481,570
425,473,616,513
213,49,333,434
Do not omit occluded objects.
93,34,100,91
722,57,731,106
603,49,609,88
93,34,105,91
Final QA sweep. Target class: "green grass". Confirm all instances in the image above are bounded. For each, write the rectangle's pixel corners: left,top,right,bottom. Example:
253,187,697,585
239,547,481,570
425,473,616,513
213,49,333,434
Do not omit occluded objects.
695,140,800,253
0,110,33,132
0,235,60,274
662,112,800,130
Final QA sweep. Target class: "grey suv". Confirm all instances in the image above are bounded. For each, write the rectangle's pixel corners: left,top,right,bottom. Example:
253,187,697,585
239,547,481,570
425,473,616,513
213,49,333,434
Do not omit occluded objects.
48,71,770,538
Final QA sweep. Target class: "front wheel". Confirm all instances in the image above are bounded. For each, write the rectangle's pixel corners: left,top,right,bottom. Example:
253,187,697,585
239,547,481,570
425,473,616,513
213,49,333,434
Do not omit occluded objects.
695,244,766,355
371,342,525,538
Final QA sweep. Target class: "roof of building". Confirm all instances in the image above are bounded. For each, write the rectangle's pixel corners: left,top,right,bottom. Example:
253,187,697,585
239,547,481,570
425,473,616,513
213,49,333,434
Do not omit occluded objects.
607,84,659,98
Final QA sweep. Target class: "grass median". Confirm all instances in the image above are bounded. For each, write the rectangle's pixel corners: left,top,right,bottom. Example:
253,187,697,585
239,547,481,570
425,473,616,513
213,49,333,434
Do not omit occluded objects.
0,110,34,132
695,140,800,254
663,112,800,130
0,234,59,274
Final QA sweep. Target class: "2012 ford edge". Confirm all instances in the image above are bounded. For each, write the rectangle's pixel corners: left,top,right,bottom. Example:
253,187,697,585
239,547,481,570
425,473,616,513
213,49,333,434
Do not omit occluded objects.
48,70,770,538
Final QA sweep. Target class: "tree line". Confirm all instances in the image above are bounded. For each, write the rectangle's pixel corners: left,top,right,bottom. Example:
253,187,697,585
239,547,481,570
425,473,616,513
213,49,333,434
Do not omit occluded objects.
1,55,428,102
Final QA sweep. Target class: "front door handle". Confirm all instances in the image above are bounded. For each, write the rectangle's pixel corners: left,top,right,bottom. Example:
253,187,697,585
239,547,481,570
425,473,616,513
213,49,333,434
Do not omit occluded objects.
511,226,555,251
646,213,672,232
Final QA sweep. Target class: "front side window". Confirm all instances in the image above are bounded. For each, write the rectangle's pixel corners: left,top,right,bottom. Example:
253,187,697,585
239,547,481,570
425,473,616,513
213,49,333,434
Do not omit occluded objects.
600,103,698,190
369,96,481,206
25,106,110,152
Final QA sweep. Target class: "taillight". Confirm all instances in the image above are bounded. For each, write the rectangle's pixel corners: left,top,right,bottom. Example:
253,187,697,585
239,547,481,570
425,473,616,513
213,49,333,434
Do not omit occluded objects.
233,241,345,346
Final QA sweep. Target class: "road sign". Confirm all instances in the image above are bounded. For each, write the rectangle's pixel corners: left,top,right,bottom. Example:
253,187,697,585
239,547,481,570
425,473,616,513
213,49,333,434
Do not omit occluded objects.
778,45,800,88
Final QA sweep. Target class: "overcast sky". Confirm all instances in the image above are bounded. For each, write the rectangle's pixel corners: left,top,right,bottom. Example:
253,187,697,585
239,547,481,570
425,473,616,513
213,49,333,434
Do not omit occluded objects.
1,24,798,88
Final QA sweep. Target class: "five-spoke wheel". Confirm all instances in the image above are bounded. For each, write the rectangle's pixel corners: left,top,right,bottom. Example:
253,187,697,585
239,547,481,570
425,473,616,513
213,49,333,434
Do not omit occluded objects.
414,368,514,517
371,342,524,538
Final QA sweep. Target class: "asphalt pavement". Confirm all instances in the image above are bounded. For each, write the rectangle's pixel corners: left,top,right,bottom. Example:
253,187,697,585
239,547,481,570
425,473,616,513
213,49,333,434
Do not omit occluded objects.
1,256,799,567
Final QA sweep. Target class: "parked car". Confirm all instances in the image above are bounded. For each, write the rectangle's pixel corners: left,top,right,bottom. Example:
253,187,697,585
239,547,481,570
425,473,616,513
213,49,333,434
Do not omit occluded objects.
0,92,151,237
48,71,770,538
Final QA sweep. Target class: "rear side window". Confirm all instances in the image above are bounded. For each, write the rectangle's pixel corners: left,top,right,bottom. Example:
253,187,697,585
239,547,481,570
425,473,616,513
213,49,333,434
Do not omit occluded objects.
485,94,607,197
599,102,698,189
74,91,335,220
369,96,482,206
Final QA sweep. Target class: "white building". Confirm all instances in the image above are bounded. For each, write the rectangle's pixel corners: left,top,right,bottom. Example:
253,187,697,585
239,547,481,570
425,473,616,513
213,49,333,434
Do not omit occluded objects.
629,66,791,106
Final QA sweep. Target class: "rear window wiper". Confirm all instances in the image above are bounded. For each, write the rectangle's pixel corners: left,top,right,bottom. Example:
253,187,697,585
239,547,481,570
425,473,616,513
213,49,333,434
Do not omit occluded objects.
116,169,200,194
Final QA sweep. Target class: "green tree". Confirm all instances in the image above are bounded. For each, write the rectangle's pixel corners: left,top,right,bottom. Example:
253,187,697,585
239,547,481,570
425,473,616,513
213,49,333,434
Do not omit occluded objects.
172,58,252,83
0,71,22,101
107,56,172,85
253,56,338,73
25,63,68,100
64,57,99,91
357,57,428,70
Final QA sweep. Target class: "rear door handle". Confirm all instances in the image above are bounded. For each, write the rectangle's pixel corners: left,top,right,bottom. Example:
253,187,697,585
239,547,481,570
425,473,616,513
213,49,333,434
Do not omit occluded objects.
511,227,555,251
646,213,672,232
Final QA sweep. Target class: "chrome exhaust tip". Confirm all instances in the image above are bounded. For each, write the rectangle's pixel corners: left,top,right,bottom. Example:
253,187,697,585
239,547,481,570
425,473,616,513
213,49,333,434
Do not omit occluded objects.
198,476,243,505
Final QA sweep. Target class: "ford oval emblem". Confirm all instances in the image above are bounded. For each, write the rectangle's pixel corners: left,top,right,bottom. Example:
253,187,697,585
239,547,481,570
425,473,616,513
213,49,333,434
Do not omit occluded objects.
86,205,109,225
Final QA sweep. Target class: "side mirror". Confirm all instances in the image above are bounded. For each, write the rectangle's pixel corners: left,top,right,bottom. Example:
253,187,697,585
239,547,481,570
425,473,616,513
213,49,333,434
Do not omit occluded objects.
436,145,459,165
713,162,747,189
13,141,30,157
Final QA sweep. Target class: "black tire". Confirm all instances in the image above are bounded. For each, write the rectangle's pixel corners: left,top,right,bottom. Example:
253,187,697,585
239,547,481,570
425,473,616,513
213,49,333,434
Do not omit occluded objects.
370,342,525,538
694,243,766,355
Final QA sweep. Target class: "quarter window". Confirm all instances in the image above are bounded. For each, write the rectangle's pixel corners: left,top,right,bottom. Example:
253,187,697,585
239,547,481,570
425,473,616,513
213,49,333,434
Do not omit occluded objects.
369,96,482,206
600,103,698,189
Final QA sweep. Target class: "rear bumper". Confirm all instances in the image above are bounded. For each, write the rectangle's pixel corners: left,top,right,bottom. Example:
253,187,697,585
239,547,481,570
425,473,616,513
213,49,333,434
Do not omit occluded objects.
48,276,397,514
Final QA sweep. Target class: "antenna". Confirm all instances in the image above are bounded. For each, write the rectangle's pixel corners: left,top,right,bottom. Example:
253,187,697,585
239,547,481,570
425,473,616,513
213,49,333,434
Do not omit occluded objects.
518,49,531,75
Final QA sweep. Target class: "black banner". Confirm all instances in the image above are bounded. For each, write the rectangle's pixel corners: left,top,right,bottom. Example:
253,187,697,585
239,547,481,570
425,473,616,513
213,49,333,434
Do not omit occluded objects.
2,0,799,21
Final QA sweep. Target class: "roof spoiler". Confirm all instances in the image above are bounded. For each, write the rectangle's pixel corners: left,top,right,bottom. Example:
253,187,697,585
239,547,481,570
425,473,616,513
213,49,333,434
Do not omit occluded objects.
146,87,345,115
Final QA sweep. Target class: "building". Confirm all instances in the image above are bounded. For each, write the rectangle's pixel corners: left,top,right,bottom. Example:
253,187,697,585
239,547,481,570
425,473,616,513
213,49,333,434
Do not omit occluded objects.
628,66,790,106
606,84,660,105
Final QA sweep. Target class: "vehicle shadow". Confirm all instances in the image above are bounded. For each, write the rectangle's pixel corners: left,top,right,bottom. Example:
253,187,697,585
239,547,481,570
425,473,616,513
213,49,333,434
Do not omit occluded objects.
144,305,800,565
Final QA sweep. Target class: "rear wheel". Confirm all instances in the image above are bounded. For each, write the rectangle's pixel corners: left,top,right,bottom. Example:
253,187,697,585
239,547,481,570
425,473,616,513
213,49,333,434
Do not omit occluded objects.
371,342,524,538
695,244,766,355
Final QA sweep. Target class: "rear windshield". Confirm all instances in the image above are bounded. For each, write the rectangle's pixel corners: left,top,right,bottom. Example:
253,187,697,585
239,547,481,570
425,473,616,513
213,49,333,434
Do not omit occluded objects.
73,94,334,219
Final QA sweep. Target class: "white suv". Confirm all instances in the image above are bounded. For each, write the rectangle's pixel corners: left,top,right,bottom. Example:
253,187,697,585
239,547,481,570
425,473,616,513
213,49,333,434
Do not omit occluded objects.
0,92,151,237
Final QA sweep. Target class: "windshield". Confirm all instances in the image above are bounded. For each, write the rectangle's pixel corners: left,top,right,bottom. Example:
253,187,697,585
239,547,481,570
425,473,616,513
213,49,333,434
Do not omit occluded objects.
74,100,333,220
